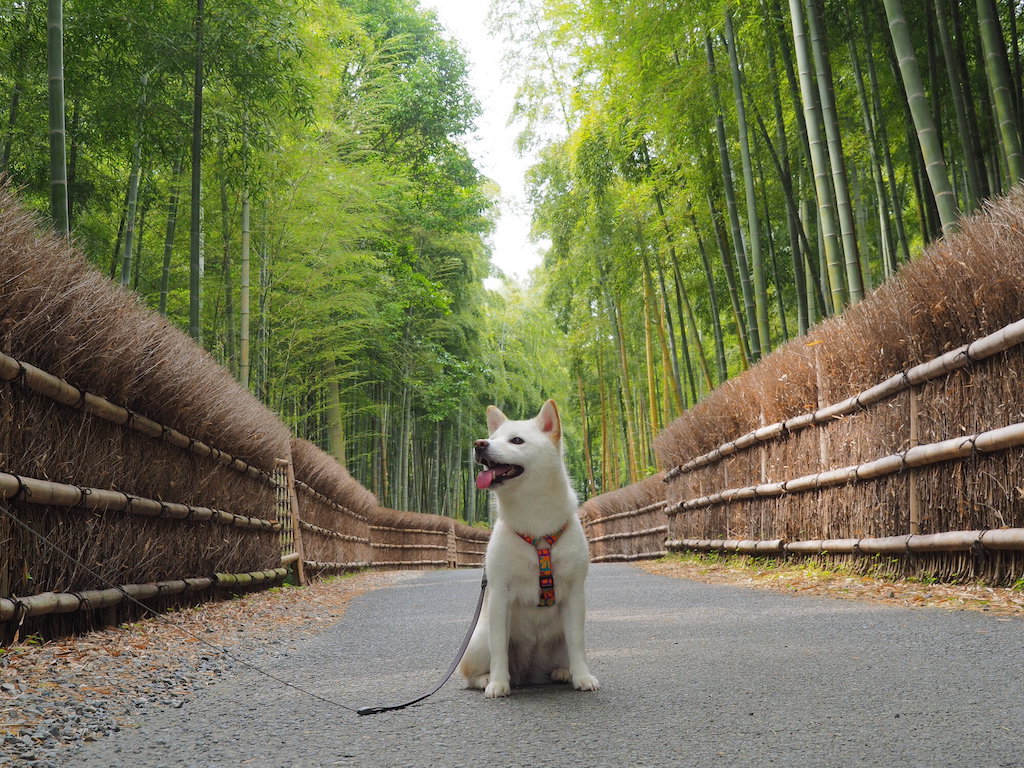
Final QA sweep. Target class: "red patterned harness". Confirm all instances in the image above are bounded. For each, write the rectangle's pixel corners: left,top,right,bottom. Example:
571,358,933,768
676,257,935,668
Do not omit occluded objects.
516,522,569,607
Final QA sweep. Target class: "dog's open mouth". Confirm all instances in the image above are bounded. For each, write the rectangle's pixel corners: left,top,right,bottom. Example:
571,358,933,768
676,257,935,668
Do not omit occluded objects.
475,458,524,489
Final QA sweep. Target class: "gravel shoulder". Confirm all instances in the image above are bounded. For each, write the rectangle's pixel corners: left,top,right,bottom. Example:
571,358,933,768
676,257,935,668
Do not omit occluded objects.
0,570,409,767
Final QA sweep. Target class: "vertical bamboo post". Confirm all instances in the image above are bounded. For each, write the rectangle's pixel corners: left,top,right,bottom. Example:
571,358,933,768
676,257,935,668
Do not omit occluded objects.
277,456,307,586
447,520,457,569
909,387,921,535
814,345,829,468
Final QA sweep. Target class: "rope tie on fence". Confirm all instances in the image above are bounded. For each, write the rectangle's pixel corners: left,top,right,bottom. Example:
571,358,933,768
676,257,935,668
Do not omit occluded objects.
71,385,86,410
76,486,92,508
898,449,912,472
122,408,136,428
1,360,26,384
158,502,171,519
10,474,30,502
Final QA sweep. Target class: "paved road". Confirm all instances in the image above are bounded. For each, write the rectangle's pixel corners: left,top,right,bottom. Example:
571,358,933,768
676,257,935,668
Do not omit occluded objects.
67,564,1023,768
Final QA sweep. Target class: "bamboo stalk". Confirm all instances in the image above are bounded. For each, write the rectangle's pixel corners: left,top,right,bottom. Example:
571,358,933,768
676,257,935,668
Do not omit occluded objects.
0,471,279,531
663,316,1024,481
371,543,449,551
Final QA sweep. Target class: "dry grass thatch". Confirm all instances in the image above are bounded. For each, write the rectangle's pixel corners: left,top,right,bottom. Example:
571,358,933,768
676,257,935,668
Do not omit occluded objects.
370,508,455,569
0,185,290,639
289,439,374,570
582,473,668,561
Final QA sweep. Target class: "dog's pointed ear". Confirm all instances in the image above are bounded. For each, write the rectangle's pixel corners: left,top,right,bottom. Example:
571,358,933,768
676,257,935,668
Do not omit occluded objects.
486,405,507,434
535,399,561,443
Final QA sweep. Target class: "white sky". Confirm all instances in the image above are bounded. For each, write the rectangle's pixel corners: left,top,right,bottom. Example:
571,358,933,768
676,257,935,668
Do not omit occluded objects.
419,0,546,284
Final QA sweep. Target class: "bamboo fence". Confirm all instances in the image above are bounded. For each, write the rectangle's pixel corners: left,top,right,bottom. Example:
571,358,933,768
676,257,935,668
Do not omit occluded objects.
583,192,1024,584
0,349,491,640
0,189,488,643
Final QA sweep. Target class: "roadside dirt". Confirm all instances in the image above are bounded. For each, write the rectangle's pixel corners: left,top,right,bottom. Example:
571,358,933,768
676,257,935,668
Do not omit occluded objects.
637,556,1024,617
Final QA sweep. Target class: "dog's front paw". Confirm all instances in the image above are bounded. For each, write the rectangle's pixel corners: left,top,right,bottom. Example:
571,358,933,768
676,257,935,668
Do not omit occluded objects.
484,679,511,698
572,673,600,692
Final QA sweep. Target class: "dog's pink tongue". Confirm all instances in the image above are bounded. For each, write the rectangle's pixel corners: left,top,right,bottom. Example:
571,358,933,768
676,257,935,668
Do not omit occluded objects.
476,469,495,489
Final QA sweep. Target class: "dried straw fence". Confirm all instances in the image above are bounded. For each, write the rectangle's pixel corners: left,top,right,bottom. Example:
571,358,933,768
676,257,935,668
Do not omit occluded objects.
585,190,1024,586
0,185,485,643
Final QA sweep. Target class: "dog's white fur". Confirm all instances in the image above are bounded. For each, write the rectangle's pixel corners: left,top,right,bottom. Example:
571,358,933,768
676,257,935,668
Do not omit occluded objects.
459,399,599,698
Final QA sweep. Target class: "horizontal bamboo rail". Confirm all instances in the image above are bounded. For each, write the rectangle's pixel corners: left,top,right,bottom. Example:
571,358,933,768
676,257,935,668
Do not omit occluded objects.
294,480,368,522
369,525,449,536
303,560,371,572
585,501,667,528
0,350,275,486
0,567,288,621
670,420,1024,514
664,316,1024,481
372,543,448,551
592,551,668,563
299,519,370,544
372,559,447,568
281,552,301,566
588,525,669,544
665,528,1024,556
0,471,281,531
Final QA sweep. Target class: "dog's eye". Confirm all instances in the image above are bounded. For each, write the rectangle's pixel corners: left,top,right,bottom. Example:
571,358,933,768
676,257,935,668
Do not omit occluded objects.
509,437,525,445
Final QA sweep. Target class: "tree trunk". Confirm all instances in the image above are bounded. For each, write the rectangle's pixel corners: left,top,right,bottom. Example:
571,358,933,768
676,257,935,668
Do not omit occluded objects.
119,144,143,285
849,39,897,278
219,174,236,374
788,0,847,311
934,0,983,210
325,360,345,466
725,11,770,357
977,0,1024,183
708,193,750,369
189,0,204,340
46,0,68,236
805,0,864,301
706,36,759,360
862,0,913,264
239,186,251,386
159,157,183,315
884,0,960,234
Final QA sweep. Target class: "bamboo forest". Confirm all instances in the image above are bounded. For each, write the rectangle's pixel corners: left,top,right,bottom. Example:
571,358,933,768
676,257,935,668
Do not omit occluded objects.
2,0,1022,522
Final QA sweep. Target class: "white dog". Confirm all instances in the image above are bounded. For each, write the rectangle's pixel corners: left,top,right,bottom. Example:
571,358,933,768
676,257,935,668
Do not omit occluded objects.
459,399,599,698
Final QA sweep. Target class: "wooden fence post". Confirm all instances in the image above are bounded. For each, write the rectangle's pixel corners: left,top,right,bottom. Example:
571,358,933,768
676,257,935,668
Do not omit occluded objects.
276,456,307,586
909,387,922,535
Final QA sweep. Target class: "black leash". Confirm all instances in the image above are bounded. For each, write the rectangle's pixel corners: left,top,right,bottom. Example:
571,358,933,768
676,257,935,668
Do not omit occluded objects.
356,570,487,715
1,499,486,717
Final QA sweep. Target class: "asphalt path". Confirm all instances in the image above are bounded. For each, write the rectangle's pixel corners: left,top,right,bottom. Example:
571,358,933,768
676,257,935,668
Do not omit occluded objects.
67,564,1023,768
